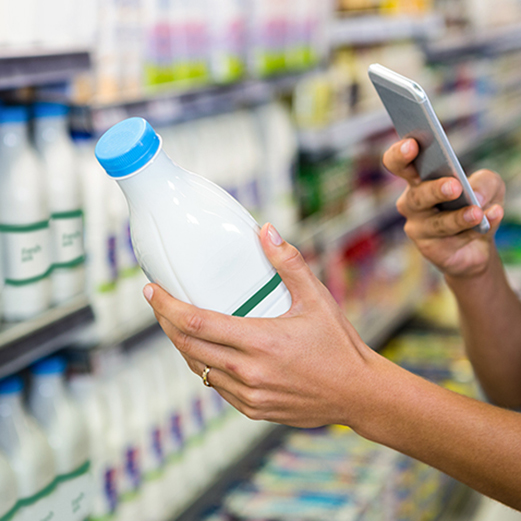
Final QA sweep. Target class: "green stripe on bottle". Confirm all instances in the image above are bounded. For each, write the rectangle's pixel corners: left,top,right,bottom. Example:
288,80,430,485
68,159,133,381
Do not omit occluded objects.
53,255,86,270
5,265,53,287
0,503,19,521
18,479,56,508
51,210,84,220
232,273,282,317
56,461,90,484
0,220,49,233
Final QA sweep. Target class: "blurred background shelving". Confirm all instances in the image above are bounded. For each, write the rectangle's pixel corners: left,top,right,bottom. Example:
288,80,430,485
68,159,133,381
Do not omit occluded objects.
2,0,521,520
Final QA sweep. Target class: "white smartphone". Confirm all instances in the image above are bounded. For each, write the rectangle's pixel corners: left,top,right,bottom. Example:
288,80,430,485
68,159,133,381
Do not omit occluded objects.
368,63,490,234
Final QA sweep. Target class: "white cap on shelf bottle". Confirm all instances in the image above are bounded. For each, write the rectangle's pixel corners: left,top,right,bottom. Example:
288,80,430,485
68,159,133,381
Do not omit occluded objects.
33,103,86,305
0,375,57,521
95,117,292,318
0,106,52,321
28,357,92,521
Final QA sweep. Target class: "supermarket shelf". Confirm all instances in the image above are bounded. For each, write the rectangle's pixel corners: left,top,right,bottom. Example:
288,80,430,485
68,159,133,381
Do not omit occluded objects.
331,14,444,47
0,296,94,379
82,72,313,134
0,48,91,89
424,23,521,63
175,424,292,521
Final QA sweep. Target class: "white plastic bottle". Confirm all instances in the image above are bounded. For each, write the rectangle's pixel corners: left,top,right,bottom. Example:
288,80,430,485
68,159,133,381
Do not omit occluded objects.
29,357,92,521
0,375,58,521
33,103,86,305
95,117,292,318
69,374,120,521
0,106,52,321
0,450,20,521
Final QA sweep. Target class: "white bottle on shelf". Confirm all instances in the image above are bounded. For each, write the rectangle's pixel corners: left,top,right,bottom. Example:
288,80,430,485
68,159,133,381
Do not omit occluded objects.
95,117,292,318
0,375,58,521
33,103,86,305
0,106,52,322
74,131,119,342
69,374,120,521
0,450,19,521
28,357,92,521
2,0,37,48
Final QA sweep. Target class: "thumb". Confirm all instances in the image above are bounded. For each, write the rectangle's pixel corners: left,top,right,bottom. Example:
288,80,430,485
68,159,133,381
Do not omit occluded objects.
260,223,317,301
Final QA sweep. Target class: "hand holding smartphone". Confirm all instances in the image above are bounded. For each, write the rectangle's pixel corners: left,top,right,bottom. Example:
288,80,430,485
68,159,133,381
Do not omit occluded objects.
368,63,490,234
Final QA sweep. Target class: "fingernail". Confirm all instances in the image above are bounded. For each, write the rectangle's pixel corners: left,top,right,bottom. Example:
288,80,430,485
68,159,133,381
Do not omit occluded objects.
441,181,454,197
268,224,283,246
475,192,485,206
464,208,477,223
488,205,501,220
143,285,154,302
401,140,412,156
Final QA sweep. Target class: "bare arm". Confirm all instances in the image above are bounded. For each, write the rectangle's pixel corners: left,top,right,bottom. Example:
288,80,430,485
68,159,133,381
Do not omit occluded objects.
382,139,521,406
144,224,521,510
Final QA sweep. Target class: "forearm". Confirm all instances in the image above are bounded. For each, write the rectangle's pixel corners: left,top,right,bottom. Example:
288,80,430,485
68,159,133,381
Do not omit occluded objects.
445,247,521,407
354,355,521,509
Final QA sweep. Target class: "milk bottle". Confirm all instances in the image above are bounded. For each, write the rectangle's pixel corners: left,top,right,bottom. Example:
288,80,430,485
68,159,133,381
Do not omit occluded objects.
0,106,52,321
0,376,58,521
69,374,120,521
0,450,20,521
33,103,86,305
95,117,291,318
29,357,92,521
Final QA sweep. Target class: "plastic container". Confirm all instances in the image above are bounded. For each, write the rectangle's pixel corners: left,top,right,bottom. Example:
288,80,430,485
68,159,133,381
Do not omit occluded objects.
69,374,120,521
95,117,292,318
0,106,52,321
0,375,58,521
0,450,19,521
33,103,86,305
29,357,92,521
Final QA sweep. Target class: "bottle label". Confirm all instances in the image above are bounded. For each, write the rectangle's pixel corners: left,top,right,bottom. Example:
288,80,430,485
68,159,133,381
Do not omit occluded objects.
0,221,52,286
120,446,141,503
143,427,165,483
17,480,57,521
51,211,85,269
0,502,19,521
55,461,92,521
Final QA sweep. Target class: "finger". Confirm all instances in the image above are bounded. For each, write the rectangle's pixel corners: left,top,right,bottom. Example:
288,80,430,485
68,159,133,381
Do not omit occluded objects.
181,354,243,391
469,170,505,207
411,205,484,239
399,177,463,214
144,283,263,350
155,314,245,376
259,223,320,304
485,204,504,232
382,139,421,186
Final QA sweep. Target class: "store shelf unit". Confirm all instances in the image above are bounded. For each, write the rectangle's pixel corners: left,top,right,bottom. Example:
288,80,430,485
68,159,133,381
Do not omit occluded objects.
330,14,444,47
0,48,91,89
0,296,94,379
78,72,313,135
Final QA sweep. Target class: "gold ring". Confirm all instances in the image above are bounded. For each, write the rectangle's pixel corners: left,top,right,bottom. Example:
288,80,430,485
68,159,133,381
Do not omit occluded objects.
202,366,212,388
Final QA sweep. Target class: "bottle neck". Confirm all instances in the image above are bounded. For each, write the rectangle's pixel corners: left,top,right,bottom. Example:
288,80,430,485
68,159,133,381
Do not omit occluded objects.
0,122,28,152
34,117,68,151
32,373,66,400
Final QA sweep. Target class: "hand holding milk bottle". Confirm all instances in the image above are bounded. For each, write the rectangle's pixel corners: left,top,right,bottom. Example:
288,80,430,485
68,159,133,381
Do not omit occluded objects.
95,117,291,318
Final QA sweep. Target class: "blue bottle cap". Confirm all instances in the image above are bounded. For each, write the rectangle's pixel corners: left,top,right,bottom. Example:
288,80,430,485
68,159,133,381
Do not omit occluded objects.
95,117,161,178
33,102,69,119
31,356,66,376
0,106,29,124
0,376,23,394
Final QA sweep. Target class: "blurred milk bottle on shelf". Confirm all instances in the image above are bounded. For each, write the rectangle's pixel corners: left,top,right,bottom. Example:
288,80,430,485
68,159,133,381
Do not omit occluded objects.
74,131,119,342
0,375,58,521
0,106,52,321
124,349,168,521
100,350,144,521
206,0,246,83
0,450,20,521
95,117,292,318
69,374,120,521
28,357,92,521
33,103,86,305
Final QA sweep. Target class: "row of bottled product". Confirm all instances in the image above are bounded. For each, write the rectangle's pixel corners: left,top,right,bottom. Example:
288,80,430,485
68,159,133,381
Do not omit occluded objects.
0,331,271,521
0,100,297,336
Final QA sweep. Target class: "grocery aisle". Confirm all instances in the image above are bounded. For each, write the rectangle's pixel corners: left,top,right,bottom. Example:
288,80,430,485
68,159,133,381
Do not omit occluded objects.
1,0,521,520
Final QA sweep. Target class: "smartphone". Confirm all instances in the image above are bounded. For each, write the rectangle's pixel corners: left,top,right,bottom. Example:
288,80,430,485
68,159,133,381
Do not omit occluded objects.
368,63,490,234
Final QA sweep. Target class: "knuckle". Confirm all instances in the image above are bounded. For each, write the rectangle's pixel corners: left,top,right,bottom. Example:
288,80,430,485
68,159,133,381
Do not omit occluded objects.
175,331,194,355
403,220,416,239
181,312,204,335
396,194,408,216
239,365,264,388
243,406,264,422
284,246,304,271
240,387,263,409
408,188,422,210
